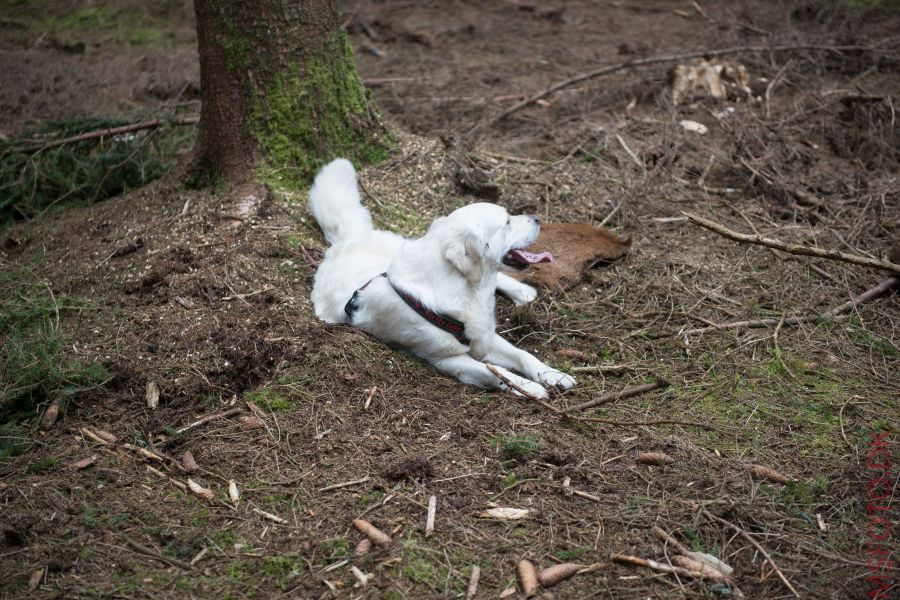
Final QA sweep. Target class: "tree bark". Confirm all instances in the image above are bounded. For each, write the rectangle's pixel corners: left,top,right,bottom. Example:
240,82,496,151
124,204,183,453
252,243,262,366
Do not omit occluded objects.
188,0,391,188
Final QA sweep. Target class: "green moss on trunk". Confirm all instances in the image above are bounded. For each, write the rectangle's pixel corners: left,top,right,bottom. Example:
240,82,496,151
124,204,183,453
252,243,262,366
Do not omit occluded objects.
251,31,392,189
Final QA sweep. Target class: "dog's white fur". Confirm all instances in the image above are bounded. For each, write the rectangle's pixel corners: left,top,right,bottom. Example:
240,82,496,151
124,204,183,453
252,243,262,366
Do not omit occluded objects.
309,158,575,398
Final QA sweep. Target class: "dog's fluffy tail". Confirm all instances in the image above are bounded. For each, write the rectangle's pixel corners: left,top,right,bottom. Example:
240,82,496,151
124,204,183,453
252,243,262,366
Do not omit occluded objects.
308,158,373,245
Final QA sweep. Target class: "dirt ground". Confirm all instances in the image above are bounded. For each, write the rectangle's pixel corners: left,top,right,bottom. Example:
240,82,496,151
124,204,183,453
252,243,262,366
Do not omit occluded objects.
1,0,899,598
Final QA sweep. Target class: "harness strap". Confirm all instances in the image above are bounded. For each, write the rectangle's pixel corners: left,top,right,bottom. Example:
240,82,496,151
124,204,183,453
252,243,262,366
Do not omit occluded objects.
343,273,471,346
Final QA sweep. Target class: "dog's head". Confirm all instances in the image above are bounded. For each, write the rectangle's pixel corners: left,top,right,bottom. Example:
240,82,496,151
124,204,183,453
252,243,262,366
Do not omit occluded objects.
431,203,551,283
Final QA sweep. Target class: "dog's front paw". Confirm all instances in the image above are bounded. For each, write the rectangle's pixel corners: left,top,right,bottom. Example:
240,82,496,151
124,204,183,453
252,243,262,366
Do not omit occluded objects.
509,283,538,306
507,378,549,399
539,370,577,390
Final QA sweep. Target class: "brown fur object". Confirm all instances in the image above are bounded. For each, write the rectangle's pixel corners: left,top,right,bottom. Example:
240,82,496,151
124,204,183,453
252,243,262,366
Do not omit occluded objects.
509,223,632,290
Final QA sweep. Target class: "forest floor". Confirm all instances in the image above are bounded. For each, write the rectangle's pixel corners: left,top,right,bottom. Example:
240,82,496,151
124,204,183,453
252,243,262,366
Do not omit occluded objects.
1,1,899,598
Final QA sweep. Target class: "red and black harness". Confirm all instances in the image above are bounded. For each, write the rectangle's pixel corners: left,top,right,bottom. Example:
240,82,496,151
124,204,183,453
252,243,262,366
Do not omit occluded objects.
344,273,470,345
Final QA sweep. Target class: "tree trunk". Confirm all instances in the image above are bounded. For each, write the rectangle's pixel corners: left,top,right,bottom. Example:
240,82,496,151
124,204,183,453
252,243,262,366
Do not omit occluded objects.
188,0,391,188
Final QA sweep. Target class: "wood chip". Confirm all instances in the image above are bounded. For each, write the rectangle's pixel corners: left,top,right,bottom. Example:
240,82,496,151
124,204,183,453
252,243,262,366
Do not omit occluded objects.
350,565,369,587
499,586,516,598
517,559,538,597
187,478,214,502
40,398,60,430
538,562,583,587
476,507,531,520
679,119,709,135
182,451,199,472
146,381,160,409
466,565,480,600
228,480,240,504
352,519,392,547
636,452,675,465
72,456,97,470
742,463,789,484
425,495,436,537
27,568,44,591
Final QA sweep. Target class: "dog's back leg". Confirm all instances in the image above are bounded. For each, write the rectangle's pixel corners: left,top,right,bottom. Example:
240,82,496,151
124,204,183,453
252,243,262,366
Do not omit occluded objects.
429,355,549,398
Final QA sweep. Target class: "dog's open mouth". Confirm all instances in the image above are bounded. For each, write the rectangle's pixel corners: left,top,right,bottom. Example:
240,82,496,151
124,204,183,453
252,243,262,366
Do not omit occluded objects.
502,248,554,269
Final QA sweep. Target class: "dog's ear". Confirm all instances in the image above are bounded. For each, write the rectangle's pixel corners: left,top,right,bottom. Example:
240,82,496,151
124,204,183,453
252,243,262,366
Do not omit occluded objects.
444,229,486,283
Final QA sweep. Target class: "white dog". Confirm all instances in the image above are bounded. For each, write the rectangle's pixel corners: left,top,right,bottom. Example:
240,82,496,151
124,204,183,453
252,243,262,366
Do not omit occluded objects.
309,158,576,398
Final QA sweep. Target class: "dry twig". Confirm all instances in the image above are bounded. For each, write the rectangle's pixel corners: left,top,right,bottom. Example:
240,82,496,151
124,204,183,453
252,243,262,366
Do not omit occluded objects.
174,408,242,435
562,380,668,414
14,116,199,154
684,212,900,274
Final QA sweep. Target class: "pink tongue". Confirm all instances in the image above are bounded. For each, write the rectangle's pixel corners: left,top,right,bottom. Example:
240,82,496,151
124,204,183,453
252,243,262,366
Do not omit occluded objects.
510,249,553,264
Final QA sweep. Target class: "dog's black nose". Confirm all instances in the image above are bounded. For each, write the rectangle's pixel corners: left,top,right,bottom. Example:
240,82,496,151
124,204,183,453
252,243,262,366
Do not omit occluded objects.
531,215,541,225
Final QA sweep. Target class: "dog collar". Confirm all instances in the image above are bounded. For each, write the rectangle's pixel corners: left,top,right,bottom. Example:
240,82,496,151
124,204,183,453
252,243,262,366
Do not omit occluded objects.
389,280,471,346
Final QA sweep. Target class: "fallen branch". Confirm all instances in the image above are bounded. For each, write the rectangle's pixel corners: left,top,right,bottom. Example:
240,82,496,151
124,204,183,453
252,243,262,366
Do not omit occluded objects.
697,506,801,598
679,276,898,336
473,43,885,131
14,116,199,154
562,380,668,414
684,212,900,274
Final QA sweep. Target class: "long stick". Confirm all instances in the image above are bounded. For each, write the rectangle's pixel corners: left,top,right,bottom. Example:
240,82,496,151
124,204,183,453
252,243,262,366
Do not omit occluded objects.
14,116,199,154
680,276,898,336
684,212,900,274
562,380,667,414
473,43,884,131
